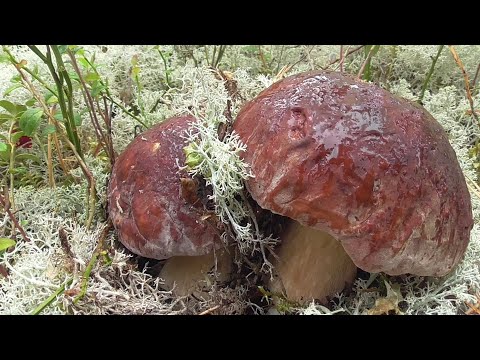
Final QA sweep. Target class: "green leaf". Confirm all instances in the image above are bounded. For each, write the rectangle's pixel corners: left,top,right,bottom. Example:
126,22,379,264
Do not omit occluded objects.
19,108,43,136
0,238,16,252
43,124,56,135
9,167,27,175
242,45,257,54
15,104,27,117
91,83,106,97
54,113,63,122
183,143,203,169
3,83,23,96
44,91,56,103
16,153,41,163
131,55,138,67
74,113,82,126
58,45,68,54
68,71,80,82
10,74,21,83
0,100,17,115
68,45,84,55
78,58,90,69
0,142,7,152
0,144,10,161
85,72,100,82
46,95,58,104
25,98,36,107
131,66,140,78
0,113,13,125
11,131,25,144
0,53,10,63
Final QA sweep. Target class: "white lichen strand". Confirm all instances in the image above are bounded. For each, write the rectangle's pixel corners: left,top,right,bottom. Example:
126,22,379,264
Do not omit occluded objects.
183,124,252,247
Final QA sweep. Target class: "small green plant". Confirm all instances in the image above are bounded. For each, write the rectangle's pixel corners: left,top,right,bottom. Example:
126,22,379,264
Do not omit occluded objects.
154,46,174,88
419,45,445,104
0,238,15,253
359,45,381,81
203,45,228,68
0,99,45,207
258,286,300,314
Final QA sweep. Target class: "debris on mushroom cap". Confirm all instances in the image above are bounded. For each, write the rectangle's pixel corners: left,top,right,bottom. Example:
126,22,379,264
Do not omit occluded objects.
233,70,473,277
108,115,222,260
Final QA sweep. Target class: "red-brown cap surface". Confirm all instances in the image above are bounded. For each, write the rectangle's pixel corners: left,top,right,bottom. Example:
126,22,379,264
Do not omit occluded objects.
108,115,221,260
233,71,473,276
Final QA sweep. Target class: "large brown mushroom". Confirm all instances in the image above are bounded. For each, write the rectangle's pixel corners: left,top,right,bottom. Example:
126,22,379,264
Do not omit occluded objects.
108,115,231,296
233,71,473,304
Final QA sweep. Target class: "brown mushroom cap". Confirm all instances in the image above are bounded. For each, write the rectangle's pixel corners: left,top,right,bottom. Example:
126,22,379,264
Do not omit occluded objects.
108,115,221,260
234,71,473,277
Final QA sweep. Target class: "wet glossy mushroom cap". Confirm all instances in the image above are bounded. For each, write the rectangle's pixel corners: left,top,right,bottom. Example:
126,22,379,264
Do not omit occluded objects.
234,70,473,277
108,115,221,260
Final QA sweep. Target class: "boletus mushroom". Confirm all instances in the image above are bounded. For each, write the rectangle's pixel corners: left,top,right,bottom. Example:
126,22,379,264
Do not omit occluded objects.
233,71,473,304
108,115,231,297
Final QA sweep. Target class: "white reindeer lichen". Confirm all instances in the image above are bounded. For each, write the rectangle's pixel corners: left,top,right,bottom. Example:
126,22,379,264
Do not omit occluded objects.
177,67,278,265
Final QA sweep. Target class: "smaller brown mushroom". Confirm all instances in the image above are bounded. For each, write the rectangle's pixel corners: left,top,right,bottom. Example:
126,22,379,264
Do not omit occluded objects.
108,115,232,297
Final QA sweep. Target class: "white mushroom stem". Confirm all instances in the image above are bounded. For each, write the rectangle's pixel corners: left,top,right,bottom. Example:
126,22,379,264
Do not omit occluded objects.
160,248,232,297
268,221,357,304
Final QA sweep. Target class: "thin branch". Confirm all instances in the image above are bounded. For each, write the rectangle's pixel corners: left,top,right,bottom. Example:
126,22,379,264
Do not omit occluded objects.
464,173,480,200
472,63,480,89
466,182,480,199
31,278,73,315
1,46,57,96
258,46,268,72
275,45,286,74
0,192,29,242
419,45,444,103
339,45,345,72
357,46,377,80
199,305,220,315
156,47,173,88
211,46,217,67
52,131,70,177
214,45,227,68
8,122,16,210
449,45,480,125
320,45,365,70
47,106,56,189
67,50,112,162
274,47,314,81
73,221,112,304
59,227,76,261
102,96,115,165
80,56,143,126
109,96,148,128
51,46,82,157
204,46,210,67
28,45,83,157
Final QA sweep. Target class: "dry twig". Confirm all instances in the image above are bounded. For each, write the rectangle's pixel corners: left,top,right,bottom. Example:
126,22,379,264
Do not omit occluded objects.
448,46,480,125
